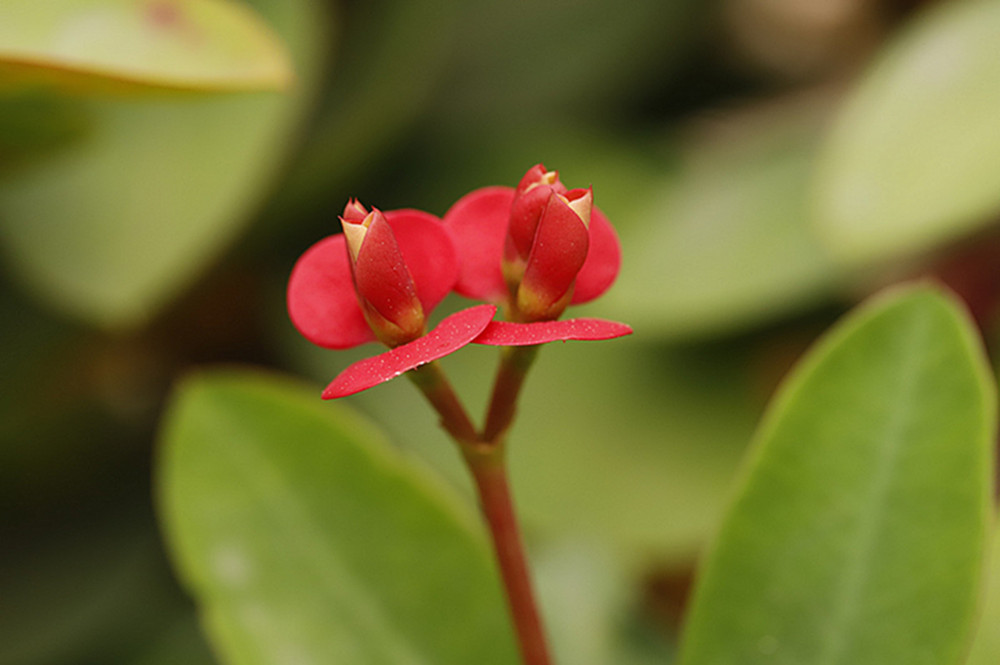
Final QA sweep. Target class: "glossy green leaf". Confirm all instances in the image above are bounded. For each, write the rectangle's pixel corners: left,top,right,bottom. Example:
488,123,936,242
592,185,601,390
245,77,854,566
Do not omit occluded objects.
679,285,996,665
965,525,1000,664
157,369,518,665
814,0,1000,264
608,102,842,340
0,0,325,328
0,0,291,93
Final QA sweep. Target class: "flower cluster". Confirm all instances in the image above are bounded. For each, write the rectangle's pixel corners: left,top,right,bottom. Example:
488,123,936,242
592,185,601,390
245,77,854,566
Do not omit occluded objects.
287,164,631,398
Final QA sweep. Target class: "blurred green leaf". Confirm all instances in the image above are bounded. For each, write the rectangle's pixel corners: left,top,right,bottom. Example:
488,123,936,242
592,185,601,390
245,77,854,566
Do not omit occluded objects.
266,0,460,220
534,541,626,665
0,0,326,328
0,518,183,665
157,369,518,665
533,540,675,665
814,0,1000,264
965,525,1000,664
0,0,292,93
133,615,217,665
0,91,88,168
678,285,996,665
607,100,842,340
434,0,702,121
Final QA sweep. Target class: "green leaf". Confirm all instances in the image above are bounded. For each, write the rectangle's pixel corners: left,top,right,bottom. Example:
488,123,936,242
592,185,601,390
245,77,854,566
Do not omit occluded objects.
157,369,518,665
0,0,326,328
678,285,996,665
608,102,842,340
814,0,1000,264
0,0,292,93
965,525,1000,665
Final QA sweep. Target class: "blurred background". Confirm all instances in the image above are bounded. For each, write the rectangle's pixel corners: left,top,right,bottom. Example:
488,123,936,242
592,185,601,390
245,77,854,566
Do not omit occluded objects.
2,0,999,663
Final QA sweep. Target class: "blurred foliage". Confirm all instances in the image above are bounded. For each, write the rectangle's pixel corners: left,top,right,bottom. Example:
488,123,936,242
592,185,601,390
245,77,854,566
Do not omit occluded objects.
0,0,293,93
2,0,1000,663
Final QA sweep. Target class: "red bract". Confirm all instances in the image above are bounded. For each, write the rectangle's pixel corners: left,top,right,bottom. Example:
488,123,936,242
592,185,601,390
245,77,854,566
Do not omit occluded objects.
443,164,627,344
444,165,622,311
473,318,632,346
288,204,458,349
323,305,497,398
289,203,502,397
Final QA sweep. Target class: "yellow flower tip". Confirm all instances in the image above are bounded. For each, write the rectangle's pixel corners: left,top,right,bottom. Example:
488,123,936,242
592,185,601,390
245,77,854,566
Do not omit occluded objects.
341,210,380,263
561,188,593,228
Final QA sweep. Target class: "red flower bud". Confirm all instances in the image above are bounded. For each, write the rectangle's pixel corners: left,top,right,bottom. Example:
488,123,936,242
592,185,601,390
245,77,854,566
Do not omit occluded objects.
514,187,593,321
341,206,426,347
445,165,621,317
504,164,568,279
288,204,458,350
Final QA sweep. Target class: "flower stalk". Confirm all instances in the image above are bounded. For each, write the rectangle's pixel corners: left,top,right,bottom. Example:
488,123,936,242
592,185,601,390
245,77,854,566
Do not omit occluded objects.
409,354,552,665
466,450,553,665
483,345,540,443
287,164,632,665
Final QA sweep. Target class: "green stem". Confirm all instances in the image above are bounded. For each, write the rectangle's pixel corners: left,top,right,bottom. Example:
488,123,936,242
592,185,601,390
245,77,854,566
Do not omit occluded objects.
466,450,553,665
482,345,539,442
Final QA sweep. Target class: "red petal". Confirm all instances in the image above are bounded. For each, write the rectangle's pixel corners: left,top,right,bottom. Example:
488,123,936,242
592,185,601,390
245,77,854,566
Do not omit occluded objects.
473,318,633,346
572,207,621,304
287,235,375,349
442,187,514,302
386,209,459,312
322,305,498,399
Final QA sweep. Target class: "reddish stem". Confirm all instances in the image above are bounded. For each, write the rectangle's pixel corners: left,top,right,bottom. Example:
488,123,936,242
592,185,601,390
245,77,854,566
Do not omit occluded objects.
408,353,553,665
483,345,539,442
467,452,553,665
408,362,479,445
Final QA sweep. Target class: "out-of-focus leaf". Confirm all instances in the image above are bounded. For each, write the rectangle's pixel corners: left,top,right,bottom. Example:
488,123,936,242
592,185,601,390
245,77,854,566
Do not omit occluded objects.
266,0,460,220
679,285,996,665
964,526,1000,664
608,100,842,340
157,369,518,665
534,542,626,665
0,0,291,93
0,518,182,665
814,0,1000,264
133,615,217,665
0,0,326,328
435,0,702,121
534,540,675,665
0,91,88,168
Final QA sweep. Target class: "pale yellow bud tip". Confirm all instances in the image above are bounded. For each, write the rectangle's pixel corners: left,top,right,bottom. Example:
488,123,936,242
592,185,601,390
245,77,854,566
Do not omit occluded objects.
341,211,376,262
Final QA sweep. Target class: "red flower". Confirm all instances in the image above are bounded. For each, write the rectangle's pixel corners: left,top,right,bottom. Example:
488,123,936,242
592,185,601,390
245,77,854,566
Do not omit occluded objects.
287,201,497,397
444,164,628,344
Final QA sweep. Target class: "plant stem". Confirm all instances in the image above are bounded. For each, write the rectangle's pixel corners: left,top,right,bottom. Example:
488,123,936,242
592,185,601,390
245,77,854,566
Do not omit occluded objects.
483,345,539,442
409,355,553,665
466,450,553,665
407,361,478,446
